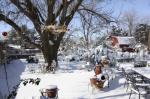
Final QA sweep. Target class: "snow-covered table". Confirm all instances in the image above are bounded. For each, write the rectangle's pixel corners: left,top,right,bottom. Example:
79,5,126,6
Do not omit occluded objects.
132,67,150,79
117,62,134,70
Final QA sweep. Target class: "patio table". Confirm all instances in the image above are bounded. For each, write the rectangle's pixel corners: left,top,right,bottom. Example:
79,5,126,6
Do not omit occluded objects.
118,62,134,70
132,67,150,79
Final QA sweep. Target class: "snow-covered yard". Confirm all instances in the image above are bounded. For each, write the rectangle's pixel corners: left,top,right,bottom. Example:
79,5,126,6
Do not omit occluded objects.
0,59,146,99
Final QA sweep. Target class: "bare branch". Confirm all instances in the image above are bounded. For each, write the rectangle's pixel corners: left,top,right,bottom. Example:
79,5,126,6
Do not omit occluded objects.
65,0,84,26
55,0,74,21
0,13,41,49
60,0,68,24
10,0,43,33
46,0,56,24
78,5,113,23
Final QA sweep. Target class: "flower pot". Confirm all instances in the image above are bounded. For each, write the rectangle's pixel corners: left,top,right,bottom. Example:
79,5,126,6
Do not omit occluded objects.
46,88,58,98
94,65,102,75
41,85,58,98
90,78,104,89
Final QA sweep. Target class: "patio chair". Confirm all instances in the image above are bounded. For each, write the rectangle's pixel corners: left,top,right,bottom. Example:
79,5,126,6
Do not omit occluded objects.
122,69,135,91
122,69,143,91
129,80,150,99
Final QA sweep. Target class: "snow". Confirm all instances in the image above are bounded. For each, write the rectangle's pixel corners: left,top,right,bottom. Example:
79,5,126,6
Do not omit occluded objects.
116,62,134,70
116,36,136,45
8,44,21,49
49,40,54,45
0,60,26,98
0,59,147,99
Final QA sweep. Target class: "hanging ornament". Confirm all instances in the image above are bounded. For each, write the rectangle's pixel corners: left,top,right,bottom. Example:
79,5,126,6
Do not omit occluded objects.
2,32,8,36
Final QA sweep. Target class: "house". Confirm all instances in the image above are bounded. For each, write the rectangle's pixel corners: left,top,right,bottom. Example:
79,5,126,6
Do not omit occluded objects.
110,36,136,52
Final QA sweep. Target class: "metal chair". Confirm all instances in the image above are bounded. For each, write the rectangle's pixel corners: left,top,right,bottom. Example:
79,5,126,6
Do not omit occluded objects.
122,69,143,92
129,75,150,99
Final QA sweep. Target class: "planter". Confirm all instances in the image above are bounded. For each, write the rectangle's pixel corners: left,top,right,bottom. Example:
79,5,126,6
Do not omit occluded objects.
94,65,102,75
41,85,58,98
90,78,104,89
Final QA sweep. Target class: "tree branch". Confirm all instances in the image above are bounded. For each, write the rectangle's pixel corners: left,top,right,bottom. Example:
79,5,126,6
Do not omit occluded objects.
55,0,74,21
0,13,41,49
78,5,113,23
65,0,84,26
46,0,56,24
55,4,63,19
59,0,67,24
10,0,43,34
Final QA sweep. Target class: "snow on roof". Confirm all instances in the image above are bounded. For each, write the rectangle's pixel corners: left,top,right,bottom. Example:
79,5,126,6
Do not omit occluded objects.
115,36,136,45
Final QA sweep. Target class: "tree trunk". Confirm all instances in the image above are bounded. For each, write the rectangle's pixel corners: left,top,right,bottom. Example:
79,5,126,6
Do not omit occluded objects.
41,31,62,72
42,44,60,71
86,40,89,50
42,44,53,71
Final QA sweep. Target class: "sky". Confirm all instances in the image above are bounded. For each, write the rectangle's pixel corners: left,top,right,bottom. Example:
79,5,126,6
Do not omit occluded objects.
1,0,150,39
110,0,150,17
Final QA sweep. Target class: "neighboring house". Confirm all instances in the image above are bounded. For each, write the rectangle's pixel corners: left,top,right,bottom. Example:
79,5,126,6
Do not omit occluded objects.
110,36,136,52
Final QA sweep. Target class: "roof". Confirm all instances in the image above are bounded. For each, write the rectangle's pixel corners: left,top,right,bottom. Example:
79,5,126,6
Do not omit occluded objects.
117,36,135,45
112,36,136,45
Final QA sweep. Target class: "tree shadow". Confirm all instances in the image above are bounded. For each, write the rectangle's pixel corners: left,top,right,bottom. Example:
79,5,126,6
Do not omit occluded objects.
78,71,127,99
102,72,124,92
96,93,129,99
0,59,26,98
58,61,87,73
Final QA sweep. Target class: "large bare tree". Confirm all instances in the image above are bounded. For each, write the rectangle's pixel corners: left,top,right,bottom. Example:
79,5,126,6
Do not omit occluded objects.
79,10,107,50
0,0,112,71
121,10,138,36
